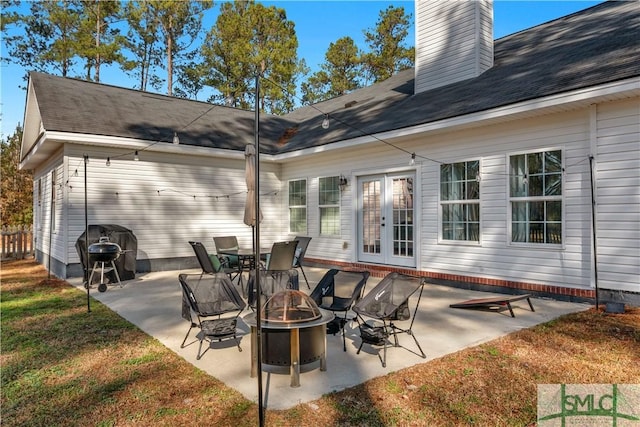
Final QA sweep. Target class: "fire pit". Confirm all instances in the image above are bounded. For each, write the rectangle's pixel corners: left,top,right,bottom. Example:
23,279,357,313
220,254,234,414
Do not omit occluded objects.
243,290,334,387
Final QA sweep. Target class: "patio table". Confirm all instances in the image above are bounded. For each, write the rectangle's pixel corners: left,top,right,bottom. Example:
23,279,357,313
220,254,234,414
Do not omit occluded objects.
218,248,270,288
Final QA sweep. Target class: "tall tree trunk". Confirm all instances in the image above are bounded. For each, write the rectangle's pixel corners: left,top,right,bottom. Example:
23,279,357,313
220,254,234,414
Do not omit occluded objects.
95,0,101,82
166,15,173,96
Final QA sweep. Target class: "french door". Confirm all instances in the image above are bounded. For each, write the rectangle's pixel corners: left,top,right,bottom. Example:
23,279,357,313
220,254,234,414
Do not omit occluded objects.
358,172,416,267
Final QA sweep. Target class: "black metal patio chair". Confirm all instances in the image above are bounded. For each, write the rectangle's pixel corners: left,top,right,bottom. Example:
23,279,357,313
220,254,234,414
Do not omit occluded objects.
310,269,370,351
353,272,427,367
189,241,240,283
293,236,312,289
178,273,246,360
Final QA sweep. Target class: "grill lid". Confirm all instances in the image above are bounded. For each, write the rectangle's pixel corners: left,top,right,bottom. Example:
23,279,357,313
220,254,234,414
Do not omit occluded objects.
88,237,121,261
261,290,322,324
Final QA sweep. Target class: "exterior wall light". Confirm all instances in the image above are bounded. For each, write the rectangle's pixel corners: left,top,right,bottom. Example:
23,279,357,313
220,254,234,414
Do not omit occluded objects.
339,174,348,191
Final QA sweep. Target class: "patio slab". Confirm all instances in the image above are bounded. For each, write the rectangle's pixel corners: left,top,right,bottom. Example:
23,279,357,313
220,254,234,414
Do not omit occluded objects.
68,267,590,410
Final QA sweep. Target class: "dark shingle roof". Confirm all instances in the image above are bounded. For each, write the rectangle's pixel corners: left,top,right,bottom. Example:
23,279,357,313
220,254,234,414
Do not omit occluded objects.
30,0,639,155
281,0,640,150
30,73,296,153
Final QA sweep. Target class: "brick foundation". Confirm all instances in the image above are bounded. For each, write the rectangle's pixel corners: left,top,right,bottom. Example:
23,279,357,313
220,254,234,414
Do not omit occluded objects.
305,257,596,303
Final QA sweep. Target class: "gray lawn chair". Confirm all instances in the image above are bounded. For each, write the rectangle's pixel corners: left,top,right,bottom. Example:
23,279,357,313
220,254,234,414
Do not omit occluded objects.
265,240,297,271
212,236,241,269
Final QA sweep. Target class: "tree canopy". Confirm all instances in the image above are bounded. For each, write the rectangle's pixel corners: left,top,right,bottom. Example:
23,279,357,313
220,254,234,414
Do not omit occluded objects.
361,5,414,83
198,1,303,114
2,1,414,108
301,36,362,105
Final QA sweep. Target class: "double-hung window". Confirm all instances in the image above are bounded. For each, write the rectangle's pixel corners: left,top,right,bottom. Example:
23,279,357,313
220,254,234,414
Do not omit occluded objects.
288,179,307,233
440,160,480,242
319,176,340,236
509,150,563,245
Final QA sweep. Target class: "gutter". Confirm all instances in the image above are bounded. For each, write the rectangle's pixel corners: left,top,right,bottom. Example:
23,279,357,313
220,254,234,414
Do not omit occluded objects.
273,77,640,161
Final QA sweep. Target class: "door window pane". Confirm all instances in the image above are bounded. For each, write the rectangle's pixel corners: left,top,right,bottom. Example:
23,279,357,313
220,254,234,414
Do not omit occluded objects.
392,178,414,256
362,180,381,254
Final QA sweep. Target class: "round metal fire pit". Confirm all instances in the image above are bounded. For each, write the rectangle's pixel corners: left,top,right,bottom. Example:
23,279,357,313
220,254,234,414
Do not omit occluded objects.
244,290,334,387
261,289,322,324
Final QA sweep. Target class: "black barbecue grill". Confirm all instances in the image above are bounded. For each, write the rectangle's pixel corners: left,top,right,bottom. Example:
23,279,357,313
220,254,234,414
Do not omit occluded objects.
75,224,137,285
88,237,123,292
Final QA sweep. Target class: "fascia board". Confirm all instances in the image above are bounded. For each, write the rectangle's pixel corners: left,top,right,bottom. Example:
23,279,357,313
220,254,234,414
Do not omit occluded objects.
274,77,640,161
42,132,280,162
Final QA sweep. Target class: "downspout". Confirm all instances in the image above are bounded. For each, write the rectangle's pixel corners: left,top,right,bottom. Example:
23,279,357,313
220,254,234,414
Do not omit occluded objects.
589,156,599,310
84,155,91,313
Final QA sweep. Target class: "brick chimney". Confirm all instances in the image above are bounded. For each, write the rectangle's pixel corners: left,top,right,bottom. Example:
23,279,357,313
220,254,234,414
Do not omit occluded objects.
414,0,494,94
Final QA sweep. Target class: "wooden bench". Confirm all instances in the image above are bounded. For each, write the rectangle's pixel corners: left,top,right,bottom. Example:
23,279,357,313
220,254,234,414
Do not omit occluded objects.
449,294,535,318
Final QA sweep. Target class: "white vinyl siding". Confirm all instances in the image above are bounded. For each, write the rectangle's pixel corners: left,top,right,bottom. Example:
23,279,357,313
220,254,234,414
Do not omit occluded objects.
50,169,57,232
281,109,594,290
32,153,65,268
414,0,493,94
593,98,640,293
63,146,283,265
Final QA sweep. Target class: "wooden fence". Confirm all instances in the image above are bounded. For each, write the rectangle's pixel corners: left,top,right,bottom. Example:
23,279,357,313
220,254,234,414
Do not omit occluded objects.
1,226,34,260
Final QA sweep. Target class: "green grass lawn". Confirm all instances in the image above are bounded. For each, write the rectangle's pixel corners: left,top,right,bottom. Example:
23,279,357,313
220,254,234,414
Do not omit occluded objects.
2,259,638,426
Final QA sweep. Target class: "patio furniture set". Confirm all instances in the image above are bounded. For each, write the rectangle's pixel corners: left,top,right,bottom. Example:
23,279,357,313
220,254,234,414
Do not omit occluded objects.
179,235,429,385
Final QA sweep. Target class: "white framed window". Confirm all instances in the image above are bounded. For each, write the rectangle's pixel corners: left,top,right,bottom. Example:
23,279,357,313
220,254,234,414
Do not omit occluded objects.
509,150,563,245
319,176,340,236
440,160,480,242
288,179,307,233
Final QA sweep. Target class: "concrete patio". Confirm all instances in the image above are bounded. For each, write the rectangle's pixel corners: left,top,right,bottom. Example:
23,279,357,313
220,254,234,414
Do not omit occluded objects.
68,267,590,410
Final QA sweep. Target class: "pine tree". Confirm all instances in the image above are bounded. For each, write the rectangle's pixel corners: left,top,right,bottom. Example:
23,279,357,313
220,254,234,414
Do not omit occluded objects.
4,1,83,77
198,0,303,114
361,6,414,83
301,36,362,104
